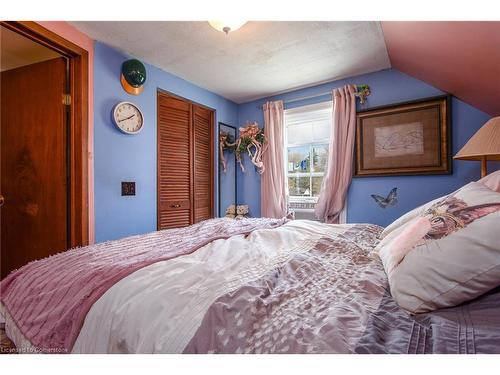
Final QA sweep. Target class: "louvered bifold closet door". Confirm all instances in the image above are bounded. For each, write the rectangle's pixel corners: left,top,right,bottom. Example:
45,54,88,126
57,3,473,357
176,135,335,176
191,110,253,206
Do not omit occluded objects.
193,105,214,223
157,93,192,229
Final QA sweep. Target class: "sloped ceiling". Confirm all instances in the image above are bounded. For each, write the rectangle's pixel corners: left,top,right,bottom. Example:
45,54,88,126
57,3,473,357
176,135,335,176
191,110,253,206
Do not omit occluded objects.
381,21,500,116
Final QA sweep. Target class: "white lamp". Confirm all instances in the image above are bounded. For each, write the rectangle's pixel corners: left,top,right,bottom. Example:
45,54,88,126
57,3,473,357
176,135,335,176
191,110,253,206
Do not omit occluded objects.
454,116,500,177
208,21,247,34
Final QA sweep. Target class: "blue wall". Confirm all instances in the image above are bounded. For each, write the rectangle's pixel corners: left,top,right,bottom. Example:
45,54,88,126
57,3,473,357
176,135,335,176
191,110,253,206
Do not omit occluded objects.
93,42,238,242
237,69,495,226
93,40,497,241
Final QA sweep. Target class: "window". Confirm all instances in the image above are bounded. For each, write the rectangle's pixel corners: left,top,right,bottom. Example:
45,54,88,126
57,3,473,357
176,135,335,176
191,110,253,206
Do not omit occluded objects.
284,102,332,207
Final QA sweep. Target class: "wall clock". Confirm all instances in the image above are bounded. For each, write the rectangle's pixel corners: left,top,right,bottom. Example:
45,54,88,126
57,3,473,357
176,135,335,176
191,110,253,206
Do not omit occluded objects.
112,101,144,134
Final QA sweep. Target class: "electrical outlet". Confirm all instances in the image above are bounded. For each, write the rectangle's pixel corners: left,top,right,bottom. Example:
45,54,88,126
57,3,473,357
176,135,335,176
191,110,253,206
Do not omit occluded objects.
121,182,136,196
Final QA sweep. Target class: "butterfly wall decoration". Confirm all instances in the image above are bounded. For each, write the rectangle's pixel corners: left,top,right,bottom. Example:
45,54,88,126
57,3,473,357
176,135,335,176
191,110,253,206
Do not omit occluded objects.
371,187,398,209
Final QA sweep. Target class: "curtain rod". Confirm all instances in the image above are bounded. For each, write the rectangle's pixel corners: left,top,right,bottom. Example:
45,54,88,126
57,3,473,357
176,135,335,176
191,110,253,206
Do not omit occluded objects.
255,91,331,109
255,85,370,109
284,91,332,105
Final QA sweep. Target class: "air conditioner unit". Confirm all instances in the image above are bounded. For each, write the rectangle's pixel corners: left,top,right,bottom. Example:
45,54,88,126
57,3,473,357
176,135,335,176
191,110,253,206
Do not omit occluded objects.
292,209,318,221
289,201,319,221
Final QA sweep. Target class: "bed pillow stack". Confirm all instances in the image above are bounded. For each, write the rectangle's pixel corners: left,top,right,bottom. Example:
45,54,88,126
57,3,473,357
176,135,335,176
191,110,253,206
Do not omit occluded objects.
374,180,500,314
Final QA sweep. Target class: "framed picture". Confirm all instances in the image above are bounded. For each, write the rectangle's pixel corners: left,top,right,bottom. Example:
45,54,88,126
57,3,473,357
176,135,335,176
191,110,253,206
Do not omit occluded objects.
354,95,451,177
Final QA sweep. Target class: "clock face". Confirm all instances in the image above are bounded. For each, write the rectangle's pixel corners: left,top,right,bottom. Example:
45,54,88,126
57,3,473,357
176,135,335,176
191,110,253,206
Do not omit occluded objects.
112,102,144,134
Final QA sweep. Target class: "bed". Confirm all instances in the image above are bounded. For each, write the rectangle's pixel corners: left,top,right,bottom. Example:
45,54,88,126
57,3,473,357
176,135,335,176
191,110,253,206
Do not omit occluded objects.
1,174,500,354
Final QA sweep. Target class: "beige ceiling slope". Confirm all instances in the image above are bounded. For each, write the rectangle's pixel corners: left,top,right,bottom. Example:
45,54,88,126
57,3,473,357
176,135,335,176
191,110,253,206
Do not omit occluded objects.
382,21,500,116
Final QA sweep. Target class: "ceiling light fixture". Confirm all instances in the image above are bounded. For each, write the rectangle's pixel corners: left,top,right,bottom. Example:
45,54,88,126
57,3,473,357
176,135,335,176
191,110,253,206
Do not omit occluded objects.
208,21,247,34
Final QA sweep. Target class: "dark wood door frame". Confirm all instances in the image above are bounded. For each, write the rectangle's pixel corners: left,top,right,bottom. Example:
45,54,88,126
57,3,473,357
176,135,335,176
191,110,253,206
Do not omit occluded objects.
1,21,89,247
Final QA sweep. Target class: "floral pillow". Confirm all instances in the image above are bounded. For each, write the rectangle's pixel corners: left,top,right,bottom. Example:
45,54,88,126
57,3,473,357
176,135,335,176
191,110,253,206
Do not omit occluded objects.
380,171,500,240
374,182,500,313
378,194,447,241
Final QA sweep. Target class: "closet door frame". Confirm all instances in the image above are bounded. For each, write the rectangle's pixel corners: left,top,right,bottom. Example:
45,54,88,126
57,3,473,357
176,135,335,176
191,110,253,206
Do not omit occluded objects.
156,89,215,229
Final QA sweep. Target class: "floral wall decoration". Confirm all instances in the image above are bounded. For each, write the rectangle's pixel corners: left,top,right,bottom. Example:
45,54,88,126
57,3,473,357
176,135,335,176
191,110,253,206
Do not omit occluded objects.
221,122,267,174
355,84,371,104
235,123,267,174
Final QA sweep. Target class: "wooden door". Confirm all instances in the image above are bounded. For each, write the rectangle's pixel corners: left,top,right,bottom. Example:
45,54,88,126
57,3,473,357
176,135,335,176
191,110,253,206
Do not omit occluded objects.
157,92,214,230
157,93,193,229
193,105,214,223
1,57,68,279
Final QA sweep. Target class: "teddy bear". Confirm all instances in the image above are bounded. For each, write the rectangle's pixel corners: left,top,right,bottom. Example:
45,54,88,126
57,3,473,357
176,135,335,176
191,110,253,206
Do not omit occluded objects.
225,204,236,219
236,205,249,220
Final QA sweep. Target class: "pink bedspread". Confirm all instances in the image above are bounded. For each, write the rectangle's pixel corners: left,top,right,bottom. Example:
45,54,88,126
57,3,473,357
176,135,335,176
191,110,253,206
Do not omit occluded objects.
0,218,287,353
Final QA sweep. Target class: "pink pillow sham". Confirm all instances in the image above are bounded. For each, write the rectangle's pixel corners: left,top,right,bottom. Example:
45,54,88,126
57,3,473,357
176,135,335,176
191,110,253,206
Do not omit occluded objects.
479,170,500,192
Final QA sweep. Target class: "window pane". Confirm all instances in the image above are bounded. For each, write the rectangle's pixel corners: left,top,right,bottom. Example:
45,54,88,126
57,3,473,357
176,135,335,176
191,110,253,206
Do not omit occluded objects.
287,146,310,173
288,176,311,197
312,176,324,197
287,123,313,144
312,144,328,172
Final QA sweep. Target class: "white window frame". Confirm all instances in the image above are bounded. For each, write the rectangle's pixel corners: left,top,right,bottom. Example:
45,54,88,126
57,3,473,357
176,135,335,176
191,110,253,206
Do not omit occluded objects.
284,101,333,205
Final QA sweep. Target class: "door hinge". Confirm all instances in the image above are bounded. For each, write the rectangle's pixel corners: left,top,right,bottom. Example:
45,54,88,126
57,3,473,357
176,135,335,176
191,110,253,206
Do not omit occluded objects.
62,94,71,106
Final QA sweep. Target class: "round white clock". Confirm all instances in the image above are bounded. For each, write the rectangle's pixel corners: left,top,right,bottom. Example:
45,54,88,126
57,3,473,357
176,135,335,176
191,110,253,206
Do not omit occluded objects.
112,101,144,134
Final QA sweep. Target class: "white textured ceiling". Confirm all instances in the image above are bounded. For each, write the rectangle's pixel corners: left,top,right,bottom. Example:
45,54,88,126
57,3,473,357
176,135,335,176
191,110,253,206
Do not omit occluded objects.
70,21,391,103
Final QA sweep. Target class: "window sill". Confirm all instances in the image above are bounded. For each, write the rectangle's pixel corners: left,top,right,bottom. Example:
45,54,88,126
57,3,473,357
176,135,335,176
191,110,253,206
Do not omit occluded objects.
289,197,318,203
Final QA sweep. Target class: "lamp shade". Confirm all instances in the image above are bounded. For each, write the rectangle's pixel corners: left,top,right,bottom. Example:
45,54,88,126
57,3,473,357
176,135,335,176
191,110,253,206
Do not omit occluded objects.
454,116,500,161
208,21,246,34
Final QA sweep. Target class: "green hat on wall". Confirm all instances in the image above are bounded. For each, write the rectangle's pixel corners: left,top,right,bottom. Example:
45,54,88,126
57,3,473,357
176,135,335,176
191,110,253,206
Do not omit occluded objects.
120,59,147,95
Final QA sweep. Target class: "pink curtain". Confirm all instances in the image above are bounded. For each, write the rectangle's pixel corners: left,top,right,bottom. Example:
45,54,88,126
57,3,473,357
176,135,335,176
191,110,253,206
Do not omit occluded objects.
261,101,287,218
315,85,357,223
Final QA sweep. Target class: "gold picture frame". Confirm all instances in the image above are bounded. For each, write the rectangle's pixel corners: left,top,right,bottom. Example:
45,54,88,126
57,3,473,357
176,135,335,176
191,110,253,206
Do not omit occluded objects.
355,95,451,177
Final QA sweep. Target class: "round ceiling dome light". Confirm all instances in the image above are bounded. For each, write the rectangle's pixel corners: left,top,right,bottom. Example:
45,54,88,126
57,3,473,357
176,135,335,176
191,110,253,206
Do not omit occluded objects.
208,21,247,34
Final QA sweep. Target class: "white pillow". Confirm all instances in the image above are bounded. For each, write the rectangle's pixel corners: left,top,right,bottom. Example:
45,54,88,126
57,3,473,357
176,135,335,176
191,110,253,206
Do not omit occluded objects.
375,182,500,313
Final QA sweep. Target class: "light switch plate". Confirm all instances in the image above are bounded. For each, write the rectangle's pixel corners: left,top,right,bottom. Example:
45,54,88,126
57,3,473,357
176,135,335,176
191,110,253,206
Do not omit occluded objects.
121,182,136,196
